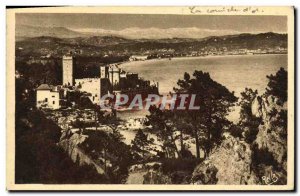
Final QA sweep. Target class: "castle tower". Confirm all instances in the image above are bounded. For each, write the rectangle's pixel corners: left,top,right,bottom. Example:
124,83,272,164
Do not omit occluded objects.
108,65,120,87
62,55,73,86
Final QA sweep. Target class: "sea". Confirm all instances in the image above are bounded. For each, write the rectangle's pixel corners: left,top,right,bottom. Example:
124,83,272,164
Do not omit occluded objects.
117,54,288,121
117,54,288,160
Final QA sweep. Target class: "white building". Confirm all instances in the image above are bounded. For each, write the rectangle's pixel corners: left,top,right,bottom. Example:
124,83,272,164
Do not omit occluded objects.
36,84,61,109
129,55,148,61
75,78,101,105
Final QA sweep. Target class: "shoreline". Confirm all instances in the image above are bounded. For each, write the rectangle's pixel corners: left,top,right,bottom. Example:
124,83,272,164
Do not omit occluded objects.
119,53,287,67
116,53,287,121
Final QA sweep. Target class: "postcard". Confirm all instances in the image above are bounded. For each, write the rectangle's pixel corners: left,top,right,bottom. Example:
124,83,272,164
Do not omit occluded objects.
6,6,295,191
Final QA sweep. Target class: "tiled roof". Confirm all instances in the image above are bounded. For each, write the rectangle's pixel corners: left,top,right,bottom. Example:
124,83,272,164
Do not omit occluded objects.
36,84,51,90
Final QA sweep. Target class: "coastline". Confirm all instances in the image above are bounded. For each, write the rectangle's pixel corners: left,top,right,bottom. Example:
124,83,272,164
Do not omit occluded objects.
116,53,287,122
119,53,288,67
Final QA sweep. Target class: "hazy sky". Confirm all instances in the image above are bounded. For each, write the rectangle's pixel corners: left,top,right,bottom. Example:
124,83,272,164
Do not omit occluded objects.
16,13,287,33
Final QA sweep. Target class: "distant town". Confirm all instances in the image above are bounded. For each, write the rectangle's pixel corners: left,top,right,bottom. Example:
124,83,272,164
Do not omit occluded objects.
16,32,287,60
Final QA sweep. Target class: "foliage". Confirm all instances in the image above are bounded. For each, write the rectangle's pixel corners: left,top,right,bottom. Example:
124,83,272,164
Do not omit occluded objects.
146,106,180,158
265,67,287,105
131,129,154,162
79,130,133,184
160,158,200,184
271,109,288,139
15,76,109,183
237,88,262,143
16,59,62,86
173,71,238,158
15,109,108,184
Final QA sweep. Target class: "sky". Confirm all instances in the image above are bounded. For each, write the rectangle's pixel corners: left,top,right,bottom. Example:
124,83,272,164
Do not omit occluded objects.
16,13,287,39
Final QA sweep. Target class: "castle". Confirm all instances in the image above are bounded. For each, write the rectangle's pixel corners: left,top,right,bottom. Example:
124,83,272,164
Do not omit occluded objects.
36,55,159,109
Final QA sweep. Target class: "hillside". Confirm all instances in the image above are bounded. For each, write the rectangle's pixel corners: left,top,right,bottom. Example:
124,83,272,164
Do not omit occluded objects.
16,25,85,40
16,32,287,58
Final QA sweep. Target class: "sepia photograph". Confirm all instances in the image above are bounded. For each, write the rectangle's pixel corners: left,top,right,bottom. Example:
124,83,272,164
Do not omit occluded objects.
6,6,294,191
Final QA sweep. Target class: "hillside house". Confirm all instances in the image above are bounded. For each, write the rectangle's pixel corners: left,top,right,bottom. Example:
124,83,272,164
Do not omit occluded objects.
36,84,64,110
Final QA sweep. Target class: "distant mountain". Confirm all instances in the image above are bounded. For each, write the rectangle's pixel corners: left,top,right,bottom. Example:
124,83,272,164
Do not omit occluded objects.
16,25,85,40
16,24,287,41
16,32,287,58
66,36,134,46
72,27,243,39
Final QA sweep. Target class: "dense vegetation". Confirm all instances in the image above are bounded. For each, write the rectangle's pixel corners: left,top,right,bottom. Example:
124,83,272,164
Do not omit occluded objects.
15,55,129,87
78,129,133,184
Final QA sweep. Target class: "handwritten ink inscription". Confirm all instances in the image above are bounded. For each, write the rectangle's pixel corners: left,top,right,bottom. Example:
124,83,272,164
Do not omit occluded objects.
189,6,265,14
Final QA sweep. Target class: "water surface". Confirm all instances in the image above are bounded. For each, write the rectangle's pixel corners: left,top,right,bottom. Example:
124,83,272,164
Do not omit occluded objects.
120,54,287,96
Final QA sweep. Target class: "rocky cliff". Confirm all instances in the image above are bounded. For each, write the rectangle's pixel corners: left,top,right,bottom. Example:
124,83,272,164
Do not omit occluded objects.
251,95,287,184
252,95,287,165
192,133,258,184
192,94,287,185
59,131,105,174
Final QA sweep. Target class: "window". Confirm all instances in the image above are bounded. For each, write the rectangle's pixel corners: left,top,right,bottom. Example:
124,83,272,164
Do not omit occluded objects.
52,95,55,98
45,98,48,102
53,101,55,104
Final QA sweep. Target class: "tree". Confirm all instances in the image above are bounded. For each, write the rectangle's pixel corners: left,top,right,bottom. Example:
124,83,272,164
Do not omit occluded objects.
92,104,104,131
15,109,109,184
237,88,262,143
79,130,132,183
131,129,154,161
173,71,237,158
147,106,181,158
265,67,287,105
101,114,124,141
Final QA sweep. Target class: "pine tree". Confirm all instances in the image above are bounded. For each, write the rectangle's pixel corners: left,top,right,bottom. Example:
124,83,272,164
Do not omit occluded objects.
173,70,237,158
265,67,287,104
131,129,154,161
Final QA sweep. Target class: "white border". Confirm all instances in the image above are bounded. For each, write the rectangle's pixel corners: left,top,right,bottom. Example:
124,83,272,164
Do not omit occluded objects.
2,2,297,194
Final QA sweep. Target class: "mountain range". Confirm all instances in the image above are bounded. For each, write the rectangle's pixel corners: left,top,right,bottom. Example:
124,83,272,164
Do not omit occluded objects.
16,25,85,41
16,24,283,40
14,23,289,60
16,31,287,59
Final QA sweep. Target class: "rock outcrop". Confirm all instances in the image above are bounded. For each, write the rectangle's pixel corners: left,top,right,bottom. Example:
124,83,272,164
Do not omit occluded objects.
251,95,287,184
192,134,258,185
59,132,105,174
192,94,288,185
251,95,287,166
